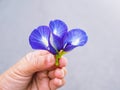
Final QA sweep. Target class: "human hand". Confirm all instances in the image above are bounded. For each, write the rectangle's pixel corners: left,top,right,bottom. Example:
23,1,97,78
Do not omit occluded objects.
0,50,67,90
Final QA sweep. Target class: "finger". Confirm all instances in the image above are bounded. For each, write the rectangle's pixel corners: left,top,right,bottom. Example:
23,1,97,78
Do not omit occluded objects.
50,78,66,90
48,67,67,79
59,57,67,68
9,50,55,77
36,71,48,80
36,71,50,90
27,50,55,70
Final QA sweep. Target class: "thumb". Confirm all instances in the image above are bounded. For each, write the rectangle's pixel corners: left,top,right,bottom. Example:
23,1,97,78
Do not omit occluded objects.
0,50,55,89
9,50,55,76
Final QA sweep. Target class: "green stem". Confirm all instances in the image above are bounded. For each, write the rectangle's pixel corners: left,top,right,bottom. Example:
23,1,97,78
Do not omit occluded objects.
55,54,59,66
55,50,66,66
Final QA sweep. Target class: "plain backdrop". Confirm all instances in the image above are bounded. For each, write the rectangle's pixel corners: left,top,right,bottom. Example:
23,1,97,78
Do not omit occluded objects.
0,0,120,90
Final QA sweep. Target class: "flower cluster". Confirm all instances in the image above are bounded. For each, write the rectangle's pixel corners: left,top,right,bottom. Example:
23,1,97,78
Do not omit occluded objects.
29,19,88,66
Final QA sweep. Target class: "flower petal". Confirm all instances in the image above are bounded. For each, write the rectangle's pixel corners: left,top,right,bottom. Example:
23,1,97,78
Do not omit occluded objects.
49,19,68,37
48,44,58,55
29,26,51,50
50,34,63,51
63,29,88,51
49,19,68,51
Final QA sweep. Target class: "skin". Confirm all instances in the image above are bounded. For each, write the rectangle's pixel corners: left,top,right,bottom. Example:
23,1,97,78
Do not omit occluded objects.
0,50,67,90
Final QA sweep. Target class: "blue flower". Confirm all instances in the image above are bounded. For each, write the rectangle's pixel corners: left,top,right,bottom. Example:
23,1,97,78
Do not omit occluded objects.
29,19,88,66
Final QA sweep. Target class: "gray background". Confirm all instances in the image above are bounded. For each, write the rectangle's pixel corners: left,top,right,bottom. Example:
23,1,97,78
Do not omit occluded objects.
0,0,120,90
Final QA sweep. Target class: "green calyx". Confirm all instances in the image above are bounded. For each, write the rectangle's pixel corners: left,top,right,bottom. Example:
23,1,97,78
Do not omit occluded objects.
55,50,66,66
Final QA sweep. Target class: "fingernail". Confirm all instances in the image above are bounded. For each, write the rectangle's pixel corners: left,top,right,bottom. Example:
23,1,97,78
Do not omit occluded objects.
56,69,64,77
55,78,62,85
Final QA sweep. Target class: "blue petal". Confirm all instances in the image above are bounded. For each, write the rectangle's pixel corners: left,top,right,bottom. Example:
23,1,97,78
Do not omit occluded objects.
49,19,68,51
50,34,64,51
48,44,58,55
29,26,51,50
49,19,68,37
63,29,88,51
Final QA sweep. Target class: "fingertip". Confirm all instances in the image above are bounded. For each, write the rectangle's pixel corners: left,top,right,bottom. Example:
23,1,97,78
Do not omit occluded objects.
54,78,63,86
55,68,64,78
50,78,66,89
59,57,68,67
44,54,55,67
26,52,55,72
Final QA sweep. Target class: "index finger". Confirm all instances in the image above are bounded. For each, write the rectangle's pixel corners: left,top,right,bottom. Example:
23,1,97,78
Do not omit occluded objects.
59,57,67,68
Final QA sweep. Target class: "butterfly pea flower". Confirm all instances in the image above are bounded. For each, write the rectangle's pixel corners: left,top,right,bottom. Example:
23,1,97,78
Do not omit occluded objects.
29,19,88,66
